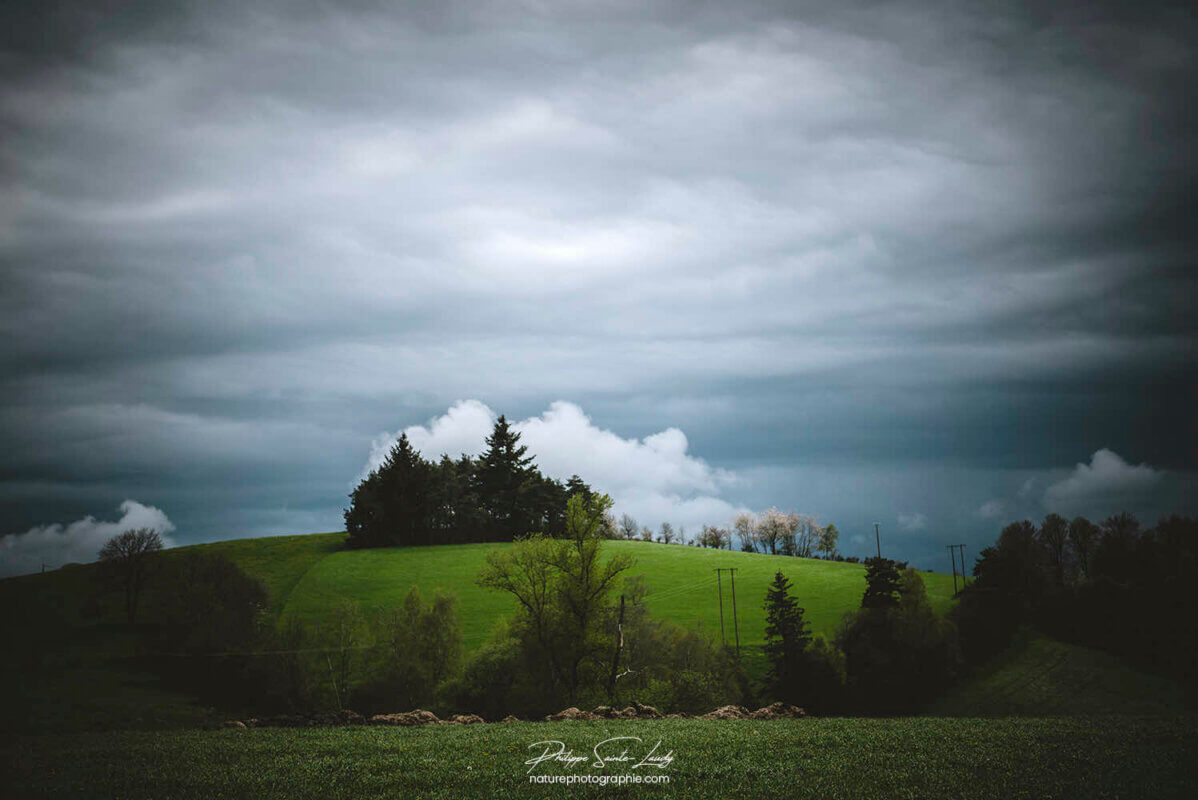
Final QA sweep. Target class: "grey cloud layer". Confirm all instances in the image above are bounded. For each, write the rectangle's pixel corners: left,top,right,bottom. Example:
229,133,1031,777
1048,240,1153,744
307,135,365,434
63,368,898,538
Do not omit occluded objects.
1,0,1194,567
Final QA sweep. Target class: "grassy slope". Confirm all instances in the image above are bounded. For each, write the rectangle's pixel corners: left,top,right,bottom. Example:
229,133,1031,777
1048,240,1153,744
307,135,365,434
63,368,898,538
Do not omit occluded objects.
273,538,958,675
183,531,345,607
928,630,1190,717
0,532,344,733
4,717,1195,800
0,533,955,731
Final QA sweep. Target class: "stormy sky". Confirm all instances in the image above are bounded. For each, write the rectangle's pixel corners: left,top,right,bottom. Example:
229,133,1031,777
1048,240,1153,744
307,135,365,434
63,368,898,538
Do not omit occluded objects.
2,0,1195,576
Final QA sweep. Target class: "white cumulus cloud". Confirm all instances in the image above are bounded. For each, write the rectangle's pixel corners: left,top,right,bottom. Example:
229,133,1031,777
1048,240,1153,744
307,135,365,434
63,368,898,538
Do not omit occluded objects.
1043,448,1164,513
364,400,744,535
0,500,175,578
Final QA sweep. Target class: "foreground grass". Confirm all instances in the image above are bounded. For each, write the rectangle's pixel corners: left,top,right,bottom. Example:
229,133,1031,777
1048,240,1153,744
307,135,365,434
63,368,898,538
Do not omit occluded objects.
3,717,1194,799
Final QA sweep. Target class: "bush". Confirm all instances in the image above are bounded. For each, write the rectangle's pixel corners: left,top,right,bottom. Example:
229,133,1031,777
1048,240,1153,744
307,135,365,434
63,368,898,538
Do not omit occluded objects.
143,552,270,708
357,587,462,713
439,624,526,719
151,552,268,655
252,615,321,713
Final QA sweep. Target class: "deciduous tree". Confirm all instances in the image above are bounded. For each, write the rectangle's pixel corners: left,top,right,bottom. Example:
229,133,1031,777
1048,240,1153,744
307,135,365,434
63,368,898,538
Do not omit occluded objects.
98,528,164,622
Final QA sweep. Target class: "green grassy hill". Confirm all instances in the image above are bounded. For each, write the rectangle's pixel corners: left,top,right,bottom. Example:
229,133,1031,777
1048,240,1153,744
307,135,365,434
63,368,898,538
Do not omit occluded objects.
0,532,955,730
5,532,1191,736
200,534,957,675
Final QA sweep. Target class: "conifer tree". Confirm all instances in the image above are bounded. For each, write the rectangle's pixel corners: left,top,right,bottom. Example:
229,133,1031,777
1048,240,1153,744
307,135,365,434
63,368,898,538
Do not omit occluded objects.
478,415,535,539
861,557,902,609
763,571,812,697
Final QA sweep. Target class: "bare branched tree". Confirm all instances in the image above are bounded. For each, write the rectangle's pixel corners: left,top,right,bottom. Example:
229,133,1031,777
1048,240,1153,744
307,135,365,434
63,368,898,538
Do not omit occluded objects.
734,512,758,552
618,514,639,540
98,528,164,622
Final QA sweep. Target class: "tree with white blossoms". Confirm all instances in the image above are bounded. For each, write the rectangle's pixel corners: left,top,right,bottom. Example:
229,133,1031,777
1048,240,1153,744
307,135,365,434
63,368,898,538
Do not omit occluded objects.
698,525,730,549
756,508,799,556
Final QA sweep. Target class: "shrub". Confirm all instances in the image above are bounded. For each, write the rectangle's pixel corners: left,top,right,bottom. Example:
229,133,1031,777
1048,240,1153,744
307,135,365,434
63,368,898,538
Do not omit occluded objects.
358,587,462,713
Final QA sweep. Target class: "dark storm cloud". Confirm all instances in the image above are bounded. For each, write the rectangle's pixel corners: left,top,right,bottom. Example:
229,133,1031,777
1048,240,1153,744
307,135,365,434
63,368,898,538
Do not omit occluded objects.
1,0,1194,573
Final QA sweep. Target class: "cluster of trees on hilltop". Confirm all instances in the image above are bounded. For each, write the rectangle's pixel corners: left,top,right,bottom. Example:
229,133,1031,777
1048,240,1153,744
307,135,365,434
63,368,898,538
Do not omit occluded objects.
344,415,601,547
953,512,1197,688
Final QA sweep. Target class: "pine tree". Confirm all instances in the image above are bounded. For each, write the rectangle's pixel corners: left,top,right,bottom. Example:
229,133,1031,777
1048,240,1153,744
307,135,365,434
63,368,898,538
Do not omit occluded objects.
861,557,902,609
345,433,437,547
763,571,812,699
478,415,536,540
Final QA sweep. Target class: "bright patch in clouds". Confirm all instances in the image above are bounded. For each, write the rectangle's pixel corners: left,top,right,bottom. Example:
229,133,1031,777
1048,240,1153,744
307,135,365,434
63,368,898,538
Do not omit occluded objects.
977,499,1005,519
365,400,744,534
1043,448,1164,513
0,500,175,578
897,512,928,531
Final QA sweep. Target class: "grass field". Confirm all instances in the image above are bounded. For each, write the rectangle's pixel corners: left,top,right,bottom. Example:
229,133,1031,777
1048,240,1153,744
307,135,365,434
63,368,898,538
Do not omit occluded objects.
243,536,958,676
3,716,1194,799
2,534,959,658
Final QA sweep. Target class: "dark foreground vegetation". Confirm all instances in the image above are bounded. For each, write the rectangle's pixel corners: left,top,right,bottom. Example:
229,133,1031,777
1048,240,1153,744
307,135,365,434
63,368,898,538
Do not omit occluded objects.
953,512,1198,692
3,717,1194,800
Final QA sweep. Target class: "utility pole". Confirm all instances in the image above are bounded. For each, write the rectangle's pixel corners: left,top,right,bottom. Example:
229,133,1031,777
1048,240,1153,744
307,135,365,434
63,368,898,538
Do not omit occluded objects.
946,544,969,593
947,545,959,594
874,522,881,559
607,594,626,700
714,569,726,646
728,568,740,657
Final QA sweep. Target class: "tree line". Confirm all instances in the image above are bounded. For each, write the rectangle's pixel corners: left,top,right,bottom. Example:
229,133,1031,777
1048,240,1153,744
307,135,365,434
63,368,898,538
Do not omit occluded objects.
344,415,605,547
953,512,1197,688
612,508,844,558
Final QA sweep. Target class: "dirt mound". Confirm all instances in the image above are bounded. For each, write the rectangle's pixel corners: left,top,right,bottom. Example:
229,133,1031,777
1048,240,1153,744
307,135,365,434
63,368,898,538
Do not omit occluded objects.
700,704,751,720
218,700,800,729
632,701,662,718
545,707,598,721
444,714,486,725
369,710,442,726
748,702,806,719
550,702,663,721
